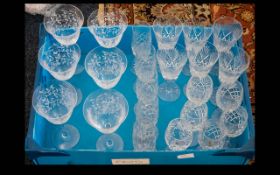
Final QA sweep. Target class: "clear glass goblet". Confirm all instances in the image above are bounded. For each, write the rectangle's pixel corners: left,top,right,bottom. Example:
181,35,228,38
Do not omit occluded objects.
157,44,188,102
183,17,213,54
85,46,127,89
198,119,226,150
83,89,129,134
131,23,152,58
87,9,128,48
216,81,243,112
218,45,250,84
44,4,84,46
32,79,78,125
185,75,213,106
180,101,208,131
188,41,218,77
213,16,243,52
38,42,81,81
220,106,248,137
152,16,182,50
165,118,193,151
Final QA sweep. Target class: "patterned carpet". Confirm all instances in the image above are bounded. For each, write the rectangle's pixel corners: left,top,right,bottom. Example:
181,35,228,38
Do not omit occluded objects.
99,3,255,117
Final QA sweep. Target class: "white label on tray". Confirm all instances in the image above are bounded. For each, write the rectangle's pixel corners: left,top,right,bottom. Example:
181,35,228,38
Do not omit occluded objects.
111,158,150,165
177,153,195,159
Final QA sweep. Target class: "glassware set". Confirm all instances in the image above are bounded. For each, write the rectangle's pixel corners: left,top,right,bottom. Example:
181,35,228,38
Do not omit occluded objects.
31,4,251,151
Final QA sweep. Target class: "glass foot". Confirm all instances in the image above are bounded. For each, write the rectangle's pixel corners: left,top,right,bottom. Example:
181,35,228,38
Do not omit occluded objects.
54,124,80,150
158,81,180,102
96,133,124,151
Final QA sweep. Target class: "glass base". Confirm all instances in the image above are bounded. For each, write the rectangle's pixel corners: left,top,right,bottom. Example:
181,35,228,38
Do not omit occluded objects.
96,133,124,151
158,81,180,102
53,124,80,150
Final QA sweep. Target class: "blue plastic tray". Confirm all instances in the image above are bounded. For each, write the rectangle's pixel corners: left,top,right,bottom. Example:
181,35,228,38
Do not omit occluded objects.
25,24,255,165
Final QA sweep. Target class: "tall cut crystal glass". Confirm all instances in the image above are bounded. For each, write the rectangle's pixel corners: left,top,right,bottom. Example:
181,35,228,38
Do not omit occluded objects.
133,121,158,151
219,45,250,84
165,118,193,151
213,16,243,52
132,23,152,58
183,17,213,54
134,99,159,126
216,81,243,112
135,79,158,104
185,75,213,106
220,106,248,137
180,101,208,131
153,16,182,50
157,44,188,102
198,119,225,150
188,41,218,77
134,45,157,83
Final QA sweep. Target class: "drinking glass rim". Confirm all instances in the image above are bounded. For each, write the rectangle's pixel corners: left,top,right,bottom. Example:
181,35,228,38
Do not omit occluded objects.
38,42,81,72
188,41,218,67
32,80,78,119
218,46,250,71
87,9,128,31
165,118,193,143
82,89,129,131
84,46,128,76
43,4,84,36
152,15,182,27
213,16,243,41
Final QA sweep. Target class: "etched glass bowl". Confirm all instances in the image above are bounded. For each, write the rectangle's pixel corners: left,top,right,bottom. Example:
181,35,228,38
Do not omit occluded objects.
83,89,129,134
32,79,78,125
85,46,127,89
